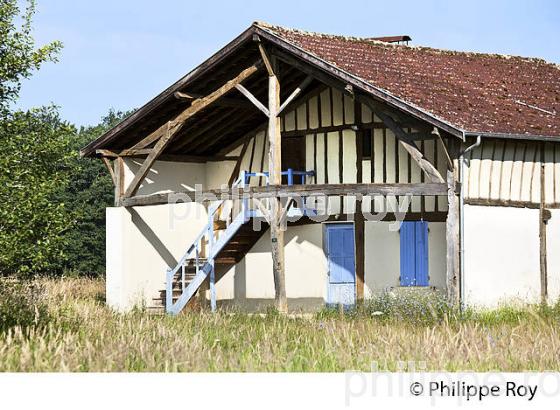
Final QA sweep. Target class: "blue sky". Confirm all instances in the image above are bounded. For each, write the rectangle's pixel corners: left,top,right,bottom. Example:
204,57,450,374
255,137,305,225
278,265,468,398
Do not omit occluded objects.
16,0,560,127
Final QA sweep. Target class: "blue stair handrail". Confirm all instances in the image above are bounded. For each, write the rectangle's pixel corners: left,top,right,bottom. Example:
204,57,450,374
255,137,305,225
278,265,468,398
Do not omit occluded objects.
164,168,315,315
165,171,249,315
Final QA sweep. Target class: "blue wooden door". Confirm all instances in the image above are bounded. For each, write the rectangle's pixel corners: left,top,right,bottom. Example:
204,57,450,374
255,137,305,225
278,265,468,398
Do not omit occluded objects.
400,221,429,286
326,223,356,306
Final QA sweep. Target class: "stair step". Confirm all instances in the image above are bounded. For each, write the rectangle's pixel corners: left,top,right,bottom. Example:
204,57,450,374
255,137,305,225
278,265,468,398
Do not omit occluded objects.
155,215,267,313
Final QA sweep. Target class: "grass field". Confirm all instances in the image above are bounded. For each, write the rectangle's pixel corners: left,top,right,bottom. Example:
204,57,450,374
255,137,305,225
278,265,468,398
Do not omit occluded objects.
0,277,559,372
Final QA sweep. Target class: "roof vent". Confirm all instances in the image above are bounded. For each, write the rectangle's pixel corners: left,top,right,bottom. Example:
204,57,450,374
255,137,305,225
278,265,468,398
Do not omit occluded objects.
369,35,411,45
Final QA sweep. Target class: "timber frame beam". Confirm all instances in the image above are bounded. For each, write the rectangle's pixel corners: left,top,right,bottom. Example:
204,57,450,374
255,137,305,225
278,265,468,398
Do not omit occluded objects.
121,182,452,207
96,149,238,163
121,61,262,198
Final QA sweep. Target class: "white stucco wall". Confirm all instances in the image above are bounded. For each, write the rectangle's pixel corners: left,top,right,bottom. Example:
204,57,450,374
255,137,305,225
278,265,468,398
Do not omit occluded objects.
363,221,447,297
546,209,560,303
106,204,208,311
106,158,210,312
124,158,207,195
213,224,327,311
463,204,541,307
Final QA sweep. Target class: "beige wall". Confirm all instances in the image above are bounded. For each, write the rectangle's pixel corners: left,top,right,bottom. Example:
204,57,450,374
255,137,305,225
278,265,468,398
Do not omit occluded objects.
546,209,560,303
124,158,207,195
463,204,542,307
107,158,211,311
363,221,447,297
213,224,327,311
106,204,208,311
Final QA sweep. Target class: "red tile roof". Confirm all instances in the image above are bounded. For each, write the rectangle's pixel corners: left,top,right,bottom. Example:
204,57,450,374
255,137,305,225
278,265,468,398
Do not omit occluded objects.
258,23,560,137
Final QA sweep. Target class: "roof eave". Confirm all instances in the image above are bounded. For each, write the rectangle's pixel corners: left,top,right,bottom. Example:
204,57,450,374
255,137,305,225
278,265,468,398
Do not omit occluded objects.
464,131,560,142
80,24,259,157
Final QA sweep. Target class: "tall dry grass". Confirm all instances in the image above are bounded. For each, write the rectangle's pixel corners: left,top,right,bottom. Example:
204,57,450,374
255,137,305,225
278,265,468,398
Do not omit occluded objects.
0,277,559,371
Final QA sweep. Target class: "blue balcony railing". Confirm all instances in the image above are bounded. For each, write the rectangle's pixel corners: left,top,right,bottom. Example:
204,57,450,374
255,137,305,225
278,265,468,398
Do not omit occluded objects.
244,169,315,185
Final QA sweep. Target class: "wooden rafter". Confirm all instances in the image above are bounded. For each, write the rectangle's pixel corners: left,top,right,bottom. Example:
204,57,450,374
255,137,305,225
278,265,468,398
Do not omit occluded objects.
174,90,249,108
122,62,262,198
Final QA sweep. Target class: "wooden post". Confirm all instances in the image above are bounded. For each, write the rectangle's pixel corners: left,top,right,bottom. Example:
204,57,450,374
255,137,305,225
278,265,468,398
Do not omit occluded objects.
354,100,365,301
446,168,460,304
539,142,548,303
114,157,124,206
268,62,288,314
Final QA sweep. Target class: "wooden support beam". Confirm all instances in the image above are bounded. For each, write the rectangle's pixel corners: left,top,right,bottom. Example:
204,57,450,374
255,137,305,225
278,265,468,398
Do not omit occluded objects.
433,127,454,170
102,157,117,186
446,169,460,304
373,109,445,183
235,84,270,117
354,99,365,301
122,62,261,198
124,122,175,198
99,148,236,163
121,182,451,207
539,142,548,303
174,91,198,100
258,42,275,77
278,75,313,115
268,64,288,314
228,139,250,186
114,157,124,206
215,84,328,156
175,90,249,108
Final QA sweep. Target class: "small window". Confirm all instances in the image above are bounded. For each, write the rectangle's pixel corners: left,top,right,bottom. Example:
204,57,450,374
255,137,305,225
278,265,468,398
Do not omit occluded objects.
362,129,372,159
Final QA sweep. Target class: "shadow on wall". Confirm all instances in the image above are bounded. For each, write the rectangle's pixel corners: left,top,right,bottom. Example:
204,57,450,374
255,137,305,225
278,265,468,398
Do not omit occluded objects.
127,159,206,196
127,207,178,268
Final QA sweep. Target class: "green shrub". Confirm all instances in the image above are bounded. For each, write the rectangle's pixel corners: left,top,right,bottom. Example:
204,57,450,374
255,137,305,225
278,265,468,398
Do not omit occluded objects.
0,278,50,332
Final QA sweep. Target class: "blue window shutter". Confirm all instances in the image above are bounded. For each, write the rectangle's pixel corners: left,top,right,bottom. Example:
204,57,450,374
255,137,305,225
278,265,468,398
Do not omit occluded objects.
400,221,429,286
400,222,416,286
415,221,429,286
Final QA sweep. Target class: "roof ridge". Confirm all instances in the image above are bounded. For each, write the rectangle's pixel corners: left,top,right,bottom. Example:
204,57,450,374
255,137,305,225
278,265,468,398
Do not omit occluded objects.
253,21,559,68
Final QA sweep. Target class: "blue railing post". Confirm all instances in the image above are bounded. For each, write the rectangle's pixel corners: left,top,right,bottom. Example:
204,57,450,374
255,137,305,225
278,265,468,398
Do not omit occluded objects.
165,268,172,313
287,168,294,186
207,211,217,312
209,261,216,312
240,171,249,222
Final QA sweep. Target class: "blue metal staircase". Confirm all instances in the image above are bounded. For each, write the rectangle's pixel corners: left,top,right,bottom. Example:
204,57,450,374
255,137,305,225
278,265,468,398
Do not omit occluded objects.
163,169,315,315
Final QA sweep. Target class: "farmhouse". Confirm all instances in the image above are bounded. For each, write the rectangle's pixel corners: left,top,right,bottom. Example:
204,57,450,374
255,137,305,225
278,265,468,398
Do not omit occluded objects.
81,22,560,314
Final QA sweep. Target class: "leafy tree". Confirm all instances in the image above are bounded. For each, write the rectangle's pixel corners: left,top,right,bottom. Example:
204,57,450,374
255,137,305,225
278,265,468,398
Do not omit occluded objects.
0,107,75,275
0,0,131,276
0,0,69,276
62,110,132,276
0,0,62,111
